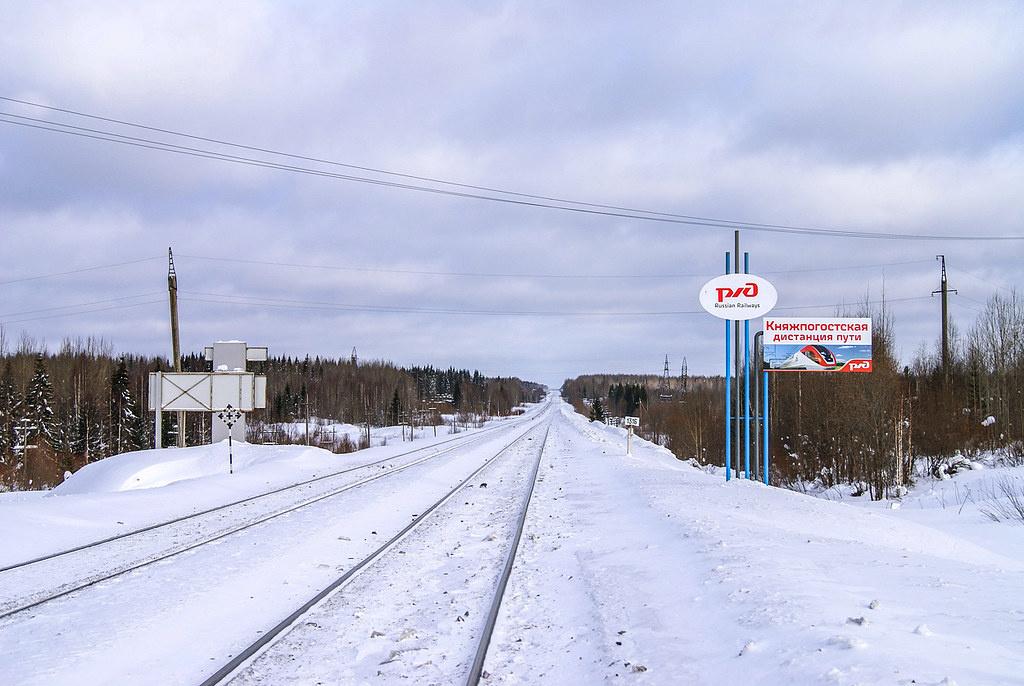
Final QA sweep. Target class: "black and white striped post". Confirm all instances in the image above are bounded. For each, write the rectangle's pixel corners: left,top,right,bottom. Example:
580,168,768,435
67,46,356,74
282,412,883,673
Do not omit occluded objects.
217,405,243,474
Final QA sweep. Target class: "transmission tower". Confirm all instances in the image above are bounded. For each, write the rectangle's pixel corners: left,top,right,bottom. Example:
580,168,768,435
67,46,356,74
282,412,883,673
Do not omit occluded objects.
680,357,688,399
659,355,673,401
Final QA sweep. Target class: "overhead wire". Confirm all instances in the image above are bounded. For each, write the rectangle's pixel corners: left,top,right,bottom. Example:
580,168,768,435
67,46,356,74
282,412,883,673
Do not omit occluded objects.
176,253,934,280
947,265,1015,294
178,289,934,318
2,96,1022,241
0,256,162,286
0,295,166,324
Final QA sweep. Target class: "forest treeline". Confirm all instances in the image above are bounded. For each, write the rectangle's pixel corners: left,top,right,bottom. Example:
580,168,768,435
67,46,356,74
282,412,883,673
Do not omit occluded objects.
563,290,1024,500
0,332,543,491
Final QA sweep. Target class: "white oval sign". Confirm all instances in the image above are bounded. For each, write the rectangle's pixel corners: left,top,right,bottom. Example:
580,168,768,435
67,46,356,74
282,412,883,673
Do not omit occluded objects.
699,273,777,320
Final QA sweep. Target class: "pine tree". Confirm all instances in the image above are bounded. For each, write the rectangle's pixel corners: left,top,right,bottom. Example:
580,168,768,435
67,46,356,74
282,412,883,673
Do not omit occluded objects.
70,399,104,463
23,354,57,445
389,389,402,426
108,357,144,454
20,354,58,484
590,397,606,423
0,360,18,457
452,380,462,409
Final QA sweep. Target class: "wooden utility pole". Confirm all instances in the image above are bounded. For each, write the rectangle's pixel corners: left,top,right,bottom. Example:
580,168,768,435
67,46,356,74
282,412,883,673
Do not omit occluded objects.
168,248,185,447
932,255,956,376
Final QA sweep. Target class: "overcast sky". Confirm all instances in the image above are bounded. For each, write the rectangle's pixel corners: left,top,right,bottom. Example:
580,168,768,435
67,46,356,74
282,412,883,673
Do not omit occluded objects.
2,1,1022,387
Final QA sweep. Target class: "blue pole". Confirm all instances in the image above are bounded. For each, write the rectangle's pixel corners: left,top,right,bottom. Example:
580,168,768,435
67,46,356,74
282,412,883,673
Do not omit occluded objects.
763,369,770,484
744,319,751,479
724,252,731,482
744,252,751,480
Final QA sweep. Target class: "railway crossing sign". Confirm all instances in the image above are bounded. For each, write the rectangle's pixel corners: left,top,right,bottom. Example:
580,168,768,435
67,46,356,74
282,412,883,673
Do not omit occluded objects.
217,405,243,474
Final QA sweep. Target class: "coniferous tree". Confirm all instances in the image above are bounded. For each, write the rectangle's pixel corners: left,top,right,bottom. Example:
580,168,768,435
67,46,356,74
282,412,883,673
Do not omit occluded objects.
452,380,462,409
69,399,104,463
23,354,57,446
108,357,144,455
389,389,402,426
0,360,17,458
21,354,58,485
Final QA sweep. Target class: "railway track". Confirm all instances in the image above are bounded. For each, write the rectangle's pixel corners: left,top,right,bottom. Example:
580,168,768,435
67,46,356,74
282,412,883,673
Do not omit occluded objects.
0,406,550,685
209,414,551,686
0,418,528,621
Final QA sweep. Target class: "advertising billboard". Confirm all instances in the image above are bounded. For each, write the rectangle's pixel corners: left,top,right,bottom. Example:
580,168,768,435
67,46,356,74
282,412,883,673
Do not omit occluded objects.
763,317,872,372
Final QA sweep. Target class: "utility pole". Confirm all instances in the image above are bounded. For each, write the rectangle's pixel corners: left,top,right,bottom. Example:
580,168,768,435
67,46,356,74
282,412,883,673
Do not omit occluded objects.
932,255,956,376
167,248,185,448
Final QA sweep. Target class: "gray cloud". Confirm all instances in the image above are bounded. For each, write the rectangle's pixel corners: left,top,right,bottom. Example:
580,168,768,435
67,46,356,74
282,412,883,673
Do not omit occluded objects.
1,1,1022,386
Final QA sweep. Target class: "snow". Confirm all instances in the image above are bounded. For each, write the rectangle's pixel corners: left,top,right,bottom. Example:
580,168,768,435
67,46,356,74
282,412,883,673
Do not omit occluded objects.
1,394,1022,685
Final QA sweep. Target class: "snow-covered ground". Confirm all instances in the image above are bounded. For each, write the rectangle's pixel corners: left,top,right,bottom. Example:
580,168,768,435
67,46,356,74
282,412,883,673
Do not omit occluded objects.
1,395,1021,685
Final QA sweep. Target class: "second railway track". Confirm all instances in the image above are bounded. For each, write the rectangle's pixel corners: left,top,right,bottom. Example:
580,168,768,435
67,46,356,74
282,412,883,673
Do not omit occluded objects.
210,412,552,686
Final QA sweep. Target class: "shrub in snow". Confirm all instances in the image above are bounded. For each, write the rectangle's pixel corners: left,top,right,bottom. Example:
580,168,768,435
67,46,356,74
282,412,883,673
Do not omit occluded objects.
933,452,977,479
978,476,1024,524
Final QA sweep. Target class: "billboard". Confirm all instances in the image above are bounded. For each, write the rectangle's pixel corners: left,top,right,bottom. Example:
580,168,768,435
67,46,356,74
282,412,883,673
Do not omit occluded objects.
148,371,268,411
763,318,872,372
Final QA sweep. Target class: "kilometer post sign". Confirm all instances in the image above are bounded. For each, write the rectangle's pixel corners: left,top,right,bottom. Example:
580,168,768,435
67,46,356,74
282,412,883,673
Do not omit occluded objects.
763,317,872,372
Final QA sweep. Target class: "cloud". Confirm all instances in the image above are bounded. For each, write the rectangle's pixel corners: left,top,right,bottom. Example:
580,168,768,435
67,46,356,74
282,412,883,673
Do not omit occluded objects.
1,1,1022,386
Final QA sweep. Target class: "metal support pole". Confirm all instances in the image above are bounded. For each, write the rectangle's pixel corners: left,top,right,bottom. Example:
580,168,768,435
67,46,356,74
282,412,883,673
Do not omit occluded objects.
724,252,732,482
733,231,741,479
763,368,770,485
753,331,762,481
153,372,162,449
743,251,751,480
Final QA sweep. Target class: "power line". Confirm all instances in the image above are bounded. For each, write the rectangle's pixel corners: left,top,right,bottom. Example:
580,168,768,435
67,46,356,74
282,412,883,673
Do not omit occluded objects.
179,289,935,318
178,291,700,317
0,292,164,317
0,256,162,286
947,265,1015,293
177,253,934,280
3,96,1022,242
0,296,165,324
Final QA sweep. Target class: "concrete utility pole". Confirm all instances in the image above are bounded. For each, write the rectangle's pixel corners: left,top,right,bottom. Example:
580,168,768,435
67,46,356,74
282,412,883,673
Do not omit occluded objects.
168,248,185,447
932,255,956,376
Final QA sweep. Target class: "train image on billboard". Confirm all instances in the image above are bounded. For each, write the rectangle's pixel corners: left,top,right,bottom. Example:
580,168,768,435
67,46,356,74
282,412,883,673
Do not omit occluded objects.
764,343,872,372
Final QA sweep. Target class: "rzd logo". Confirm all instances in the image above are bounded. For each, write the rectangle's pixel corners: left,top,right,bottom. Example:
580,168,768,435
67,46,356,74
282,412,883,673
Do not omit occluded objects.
847,360,871,371
716,282,759,303
699,273,777,321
